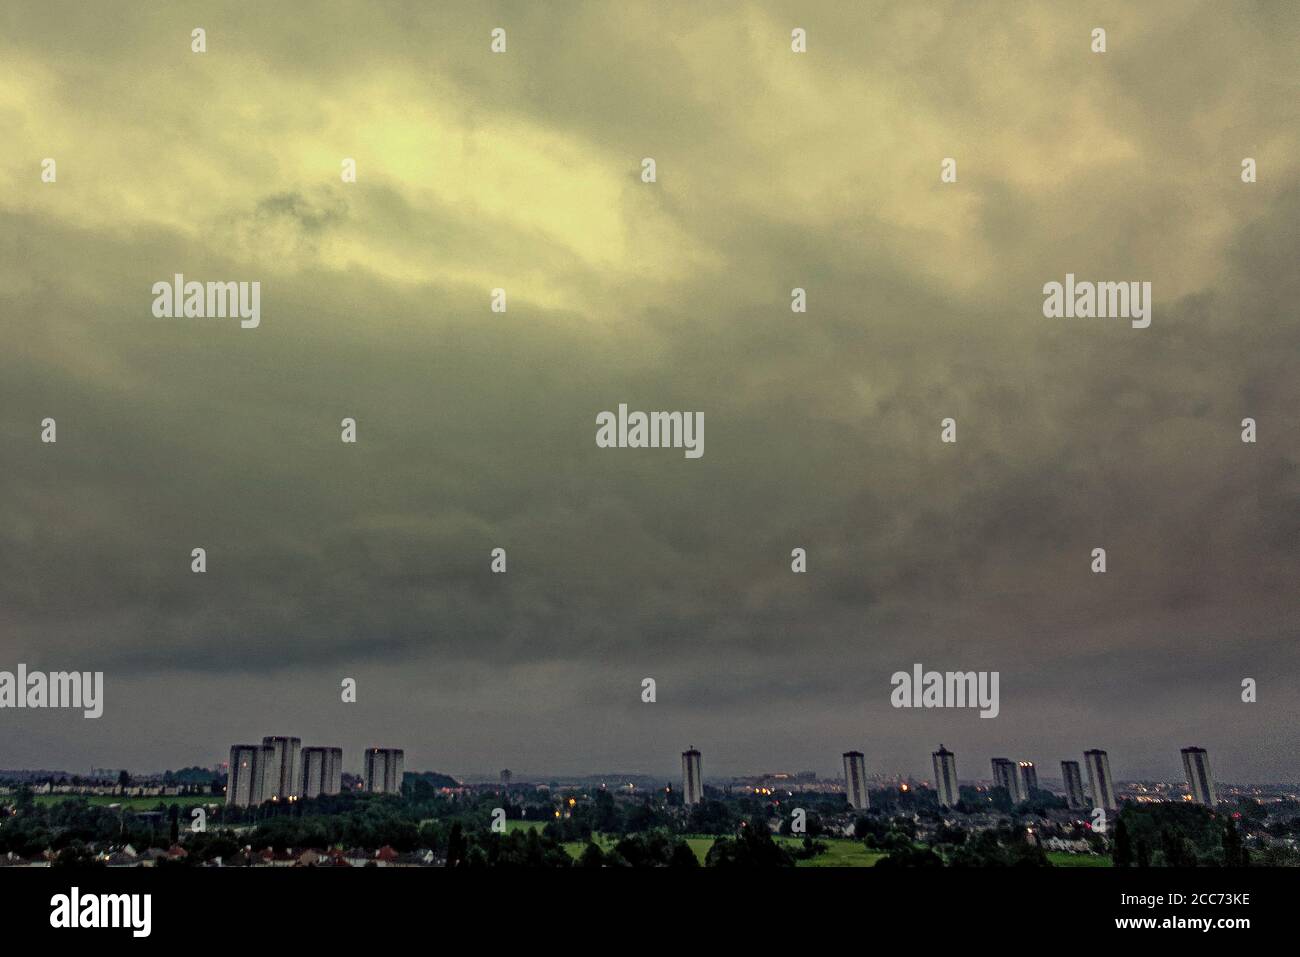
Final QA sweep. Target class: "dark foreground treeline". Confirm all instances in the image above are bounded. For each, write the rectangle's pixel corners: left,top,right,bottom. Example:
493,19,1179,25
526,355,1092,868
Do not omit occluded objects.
1,779,1294,867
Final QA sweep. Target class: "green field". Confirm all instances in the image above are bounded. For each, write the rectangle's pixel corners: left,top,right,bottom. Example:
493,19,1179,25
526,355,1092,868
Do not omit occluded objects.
506,818,551,834
549,829,887,867
21,807,1110,865
32,794,217,811
778,837,887,867
518,821,1107,867
1045,851,1111,867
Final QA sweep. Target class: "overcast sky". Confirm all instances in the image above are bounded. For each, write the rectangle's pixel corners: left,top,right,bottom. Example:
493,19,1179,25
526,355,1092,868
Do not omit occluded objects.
2,1,1297,783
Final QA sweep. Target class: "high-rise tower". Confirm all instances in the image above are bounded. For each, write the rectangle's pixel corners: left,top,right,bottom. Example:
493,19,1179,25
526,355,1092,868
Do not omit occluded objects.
1181,747,1217,806
842,751,869,810
681,748,703,806
262,736,302,800
300,746,343,799
1083,749,1117,811
1061,760,1087,809
932,745,959,807
1017,761,1038,796
227,744,274,807
364,747,404,794
990,757,1018,802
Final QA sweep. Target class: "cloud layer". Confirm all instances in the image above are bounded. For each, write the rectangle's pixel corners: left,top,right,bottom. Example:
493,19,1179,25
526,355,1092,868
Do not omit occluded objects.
1,1,1297,782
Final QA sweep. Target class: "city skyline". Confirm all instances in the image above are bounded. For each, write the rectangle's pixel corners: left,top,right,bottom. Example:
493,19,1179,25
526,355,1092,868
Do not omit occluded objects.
51,739,1244,802
4,733,1285,792
6,740,1274,788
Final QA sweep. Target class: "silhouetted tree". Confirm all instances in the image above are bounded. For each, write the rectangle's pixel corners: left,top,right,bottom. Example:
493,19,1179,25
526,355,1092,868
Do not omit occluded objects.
874,844,944,868
1113,818,1133,867
1222,818,1248,867
445,822,467,867
704,818,795,867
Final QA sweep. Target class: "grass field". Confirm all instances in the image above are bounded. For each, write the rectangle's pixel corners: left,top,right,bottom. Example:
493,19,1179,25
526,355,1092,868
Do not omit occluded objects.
1045,851,1111,867
516,821,1107,867
549,828,887,867
32,794,217,810
779,837,888,867
26,810,1110,865
506,819,551,834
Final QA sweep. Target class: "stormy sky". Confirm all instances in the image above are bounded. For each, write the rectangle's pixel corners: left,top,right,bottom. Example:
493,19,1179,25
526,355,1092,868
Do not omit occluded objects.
2,1,1297,784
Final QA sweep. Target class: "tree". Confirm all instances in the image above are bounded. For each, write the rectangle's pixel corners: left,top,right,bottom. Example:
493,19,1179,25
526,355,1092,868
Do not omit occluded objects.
1135,838,1152,868
445,822,467,868
668,841,700,868
874,844,944,868
934,823,968,846
624,801,667,833
1159,827,1194,867
704,818,795,868
1006,842,1051,867
1112,817,1133,867
686,799,736,836
610,830,697,867
1222,818,1248,867
51,841,104,868
1117,802,1220,865
790,837,829,861
949,829,1051,868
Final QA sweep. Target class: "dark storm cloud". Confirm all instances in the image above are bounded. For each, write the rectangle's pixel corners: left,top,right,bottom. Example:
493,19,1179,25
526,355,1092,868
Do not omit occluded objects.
0,0,1296,780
